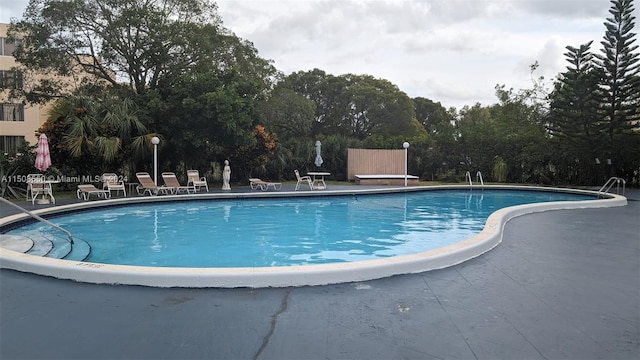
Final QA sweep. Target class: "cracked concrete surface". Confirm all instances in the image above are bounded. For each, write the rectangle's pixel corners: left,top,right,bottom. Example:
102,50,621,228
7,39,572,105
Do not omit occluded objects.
254,289,290,360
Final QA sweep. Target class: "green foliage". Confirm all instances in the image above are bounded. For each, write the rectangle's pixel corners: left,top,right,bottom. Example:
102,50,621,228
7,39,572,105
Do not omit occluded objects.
9,0,224,101
436,169,462,183
548,0,640,185
260,87,316,140
0,143,36,199
593,0,640,182
38,96,152,182
234,125,278,180
548,42,604,184
414,97,455,135
492,157,508,182
147,68,269,181
279,70,419,140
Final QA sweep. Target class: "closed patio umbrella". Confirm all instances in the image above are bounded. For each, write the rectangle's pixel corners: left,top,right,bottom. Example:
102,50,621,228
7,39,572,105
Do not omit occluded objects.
35,133,51,171
314,140,323,167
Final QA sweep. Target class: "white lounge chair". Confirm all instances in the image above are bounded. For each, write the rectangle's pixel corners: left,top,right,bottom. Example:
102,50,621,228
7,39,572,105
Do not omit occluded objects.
294,170,313,191
187,170,209,192
162,172,195,194
77,184,110,200
136,172,173,195
249,178,282,191
102,173,126,197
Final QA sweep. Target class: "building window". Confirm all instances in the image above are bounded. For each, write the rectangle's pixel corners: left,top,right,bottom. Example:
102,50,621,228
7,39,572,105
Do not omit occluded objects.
0,70,24,89
0,37,20,56
0,136,25,154
0,103,24,121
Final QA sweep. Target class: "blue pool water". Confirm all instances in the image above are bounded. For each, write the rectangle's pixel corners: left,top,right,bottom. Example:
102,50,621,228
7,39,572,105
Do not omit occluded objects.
7,190,595,267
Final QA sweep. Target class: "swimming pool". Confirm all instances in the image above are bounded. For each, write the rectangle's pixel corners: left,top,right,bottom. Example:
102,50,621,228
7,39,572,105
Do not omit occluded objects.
5,189,598,267
0,186,627,287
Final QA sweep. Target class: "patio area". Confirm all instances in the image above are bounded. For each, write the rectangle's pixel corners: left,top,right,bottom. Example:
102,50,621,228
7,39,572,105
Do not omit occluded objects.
1,187,638,359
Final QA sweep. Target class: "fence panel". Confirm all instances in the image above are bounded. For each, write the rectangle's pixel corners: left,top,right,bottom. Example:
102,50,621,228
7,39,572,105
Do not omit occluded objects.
347,148,405,180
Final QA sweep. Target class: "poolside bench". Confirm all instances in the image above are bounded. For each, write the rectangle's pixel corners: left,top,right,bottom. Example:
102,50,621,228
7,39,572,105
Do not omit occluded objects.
355,174,419,186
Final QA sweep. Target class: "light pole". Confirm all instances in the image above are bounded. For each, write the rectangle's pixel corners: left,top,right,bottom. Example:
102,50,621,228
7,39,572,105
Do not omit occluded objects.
403,141,410,187
151,136,160,185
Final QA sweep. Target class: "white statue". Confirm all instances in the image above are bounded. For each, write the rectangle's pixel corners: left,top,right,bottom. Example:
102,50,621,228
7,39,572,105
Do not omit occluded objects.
222,160,231,190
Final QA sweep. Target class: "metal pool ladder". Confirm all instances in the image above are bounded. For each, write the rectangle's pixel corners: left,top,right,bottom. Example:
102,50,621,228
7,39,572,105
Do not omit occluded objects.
0,197,74,245
465,171,484,186
598,177,626,197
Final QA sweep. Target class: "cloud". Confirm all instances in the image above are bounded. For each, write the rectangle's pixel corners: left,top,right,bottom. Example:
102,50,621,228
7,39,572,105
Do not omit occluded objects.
516,0,610,18
0,0,27,22
3,0,628,109
217,0,619,108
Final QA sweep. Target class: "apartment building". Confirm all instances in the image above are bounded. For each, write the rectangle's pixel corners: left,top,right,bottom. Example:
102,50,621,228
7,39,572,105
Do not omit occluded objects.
0,23,51,154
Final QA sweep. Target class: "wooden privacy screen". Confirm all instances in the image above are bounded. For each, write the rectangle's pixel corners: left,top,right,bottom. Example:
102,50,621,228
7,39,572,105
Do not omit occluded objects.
347,148,406,180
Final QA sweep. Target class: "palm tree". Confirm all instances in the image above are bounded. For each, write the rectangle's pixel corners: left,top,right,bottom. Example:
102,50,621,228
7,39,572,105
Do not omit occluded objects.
40,96,157,178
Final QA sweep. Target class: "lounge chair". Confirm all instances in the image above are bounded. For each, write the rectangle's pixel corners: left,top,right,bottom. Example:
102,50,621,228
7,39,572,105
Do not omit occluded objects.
102,173,126,197
249,178,282,191
26,174,55,204
294,170,313,191
187,170,209,192
77,184,110,200
162,172,195,194
136,172,173,195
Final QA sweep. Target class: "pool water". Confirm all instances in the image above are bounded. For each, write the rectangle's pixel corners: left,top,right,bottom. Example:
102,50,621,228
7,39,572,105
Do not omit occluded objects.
7,190,595,267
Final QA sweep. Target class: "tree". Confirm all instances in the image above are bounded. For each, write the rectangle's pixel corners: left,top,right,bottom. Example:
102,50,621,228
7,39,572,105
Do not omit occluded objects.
10,0,278,183
414,97,453,136
281,71,419,139
38,95,153,181
490,86,551,184
8,0,274,102
340,74,418,139
455,103,494,175
145,68,267,177
412,97,456,180
548,42,604,184
260,86,316,140
11,0,218,95
235,125,278,179
281,69,347,136
593,0,640,180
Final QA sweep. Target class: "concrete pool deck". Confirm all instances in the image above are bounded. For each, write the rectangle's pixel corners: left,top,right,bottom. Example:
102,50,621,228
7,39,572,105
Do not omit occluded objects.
1,186,639,359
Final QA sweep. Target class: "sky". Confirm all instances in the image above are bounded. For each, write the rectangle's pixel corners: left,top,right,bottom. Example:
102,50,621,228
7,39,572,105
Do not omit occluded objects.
2,0,638,109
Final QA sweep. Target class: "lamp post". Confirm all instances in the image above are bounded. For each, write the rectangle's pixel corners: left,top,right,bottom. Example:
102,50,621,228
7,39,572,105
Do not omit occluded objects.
403,141,410,187
151,136,160,185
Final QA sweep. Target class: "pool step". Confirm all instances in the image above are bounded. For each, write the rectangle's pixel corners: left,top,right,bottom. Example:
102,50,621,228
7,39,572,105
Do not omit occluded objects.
42,235,70,258
0,232,91,261
0,234,34,253
63,238,91,261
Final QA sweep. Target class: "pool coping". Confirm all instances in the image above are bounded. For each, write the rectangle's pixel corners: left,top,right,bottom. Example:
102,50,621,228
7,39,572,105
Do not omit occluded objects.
0,185,628,288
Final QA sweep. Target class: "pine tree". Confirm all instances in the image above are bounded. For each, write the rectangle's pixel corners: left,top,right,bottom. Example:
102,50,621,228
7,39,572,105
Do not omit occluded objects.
549,42,602,146
548,42,603,183
593,0,640,180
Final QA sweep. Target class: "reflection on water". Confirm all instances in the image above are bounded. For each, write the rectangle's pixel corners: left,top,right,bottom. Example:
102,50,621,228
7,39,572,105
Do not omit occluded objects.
466,190,484,210
7,190,593,267
151,209,161,252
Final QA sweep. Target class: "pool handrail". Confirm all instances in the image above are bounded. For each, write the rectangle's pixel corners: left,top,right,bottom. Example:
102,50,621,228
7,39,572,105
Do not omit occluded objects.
0,197,74,245
598,177,625,197
476,171,484,186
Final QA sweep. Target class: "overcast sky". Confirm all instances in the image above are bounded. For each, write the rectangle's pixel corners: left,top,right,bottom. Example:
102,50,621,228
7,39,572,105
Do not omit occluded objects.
2,0,638,109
